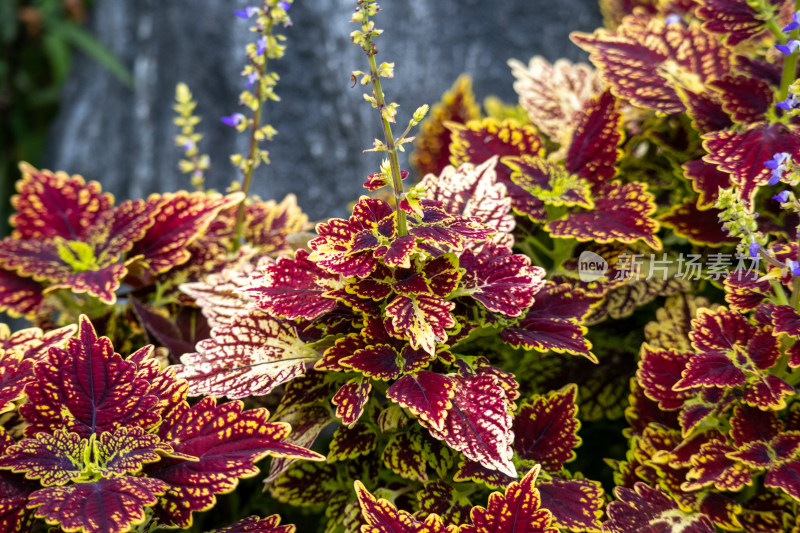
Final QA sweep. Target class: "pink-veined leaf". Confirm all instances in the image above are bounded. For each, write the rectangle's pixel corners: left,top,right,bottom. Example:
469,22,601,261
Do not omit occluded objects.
384,294,455,356
420,157,515,249
176,310,318,399
459,242,545,318
387,371,454,432
180,262,256,328
246,249,340,320
425,374,516,478
603,482,716,533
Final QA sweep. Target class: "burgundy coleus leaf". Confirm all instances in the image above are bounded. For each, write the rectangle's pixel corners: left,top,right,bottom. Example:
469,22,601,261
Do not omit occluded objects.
213,514,296,533
387,371,454,431
354,480,457,533
328,424,378,461
729,431,800,501
637,344,696,411
129,190,245,275
725,269,773,312
703,122,800,208
546,181,661,250
453,458,515,490
571,14,731,114
513,384,581,473
0,430,84,486
460,465,557,533
341,344,401,381
0,196,161,304
425,373,516,478
246,249,340,320
696,0,772,45
407,200,493,252
11,163,113,241
676,308,792,409
505,156,594,216
384,294,455,355
683,438,752,492
682,88,733,134
709,75,772,123
537,476,603,532
412,74,481,177
0,268,44,319
382,432,428,482
310,197,411,278
771,305,800,367
683,159,731,209
243,193,309,254
509,56,604,146
659,201,738,246
459,242,545,318
448,118,544,169
21,315,160,438
266,405,331,483
730,405,782,447
501,283,596,361
28,476,169,533
147,397,324,528
565,89,623,186
603,482,716,533
332,377,372,426
0,429,36,532
420,157,515,249
176,310,318,399
447,118,546,220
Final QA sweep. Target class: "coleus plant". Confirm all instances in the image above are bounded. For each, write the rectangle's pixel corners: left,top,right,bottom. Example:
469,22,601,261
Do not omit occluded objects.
0,314,323,532
174,0,605,531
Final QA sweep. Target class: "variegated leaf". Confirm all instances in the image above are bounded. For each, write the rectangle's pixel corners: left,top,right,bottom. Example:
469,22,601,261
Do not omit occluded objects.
177,310,318,399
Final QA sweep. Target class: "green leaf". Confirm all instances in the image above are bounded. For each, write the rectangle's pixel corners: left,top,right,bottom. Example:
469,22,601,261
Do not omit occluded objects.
46,19,133,88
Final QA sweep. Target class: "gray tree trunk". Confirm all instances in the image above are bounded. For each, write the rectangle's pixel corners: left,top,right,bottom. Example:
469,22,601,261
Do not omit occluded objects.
44,0,602,220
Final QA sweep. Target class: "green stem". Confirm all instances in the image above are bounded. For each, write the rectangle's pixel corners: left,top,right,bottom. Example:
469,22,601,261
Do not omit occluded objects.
778,1,800,102
233,19,274,251
792,276,800,308
367,53,407,236
770,278,790,306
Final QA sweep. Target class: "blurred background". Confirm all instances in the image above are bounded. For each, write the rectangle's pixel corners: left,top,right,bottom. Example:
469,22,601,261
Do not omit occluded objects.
2,0,603,236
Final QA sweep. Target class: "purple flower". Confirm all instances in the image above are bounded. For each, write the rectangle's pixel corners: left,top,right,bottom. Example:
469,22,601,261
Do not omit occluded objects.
749,241,760,259
784,11,800,33
278,0,291,10
788,259,800,276
776,39,800,55
765,152,791,185
234,6,259,19
256,37,267,56
221,113,246,128
773,190,792,202
777,94,800,111
183,140,195,151
664,14,681,25
245,72,259,87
